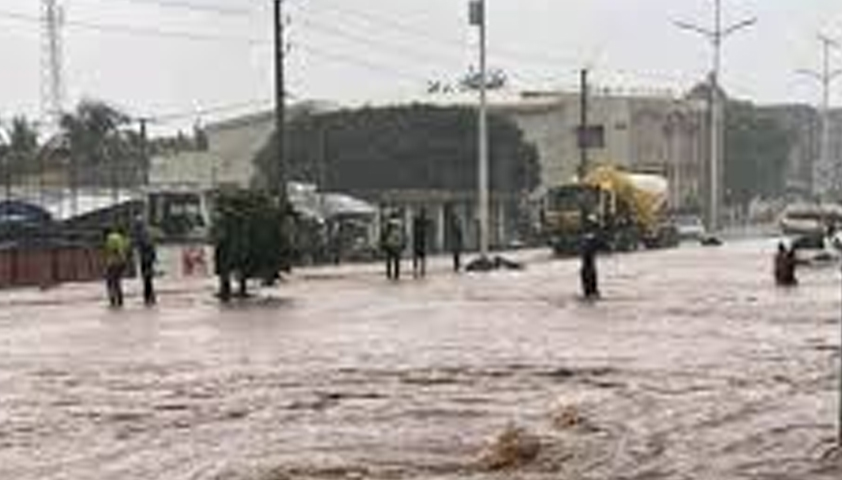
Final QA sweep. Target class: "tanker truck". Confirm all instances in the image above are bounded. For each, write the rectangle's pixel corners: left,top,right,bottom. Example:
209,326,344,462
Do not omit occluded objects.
542,166,679,256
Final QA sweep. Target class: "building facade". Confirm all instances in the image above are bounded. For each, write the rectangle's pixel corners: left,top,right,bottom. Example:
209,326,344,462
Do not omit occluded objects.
759,105,820,198
150,111,275,189
151,93,709,249
493,90,708,212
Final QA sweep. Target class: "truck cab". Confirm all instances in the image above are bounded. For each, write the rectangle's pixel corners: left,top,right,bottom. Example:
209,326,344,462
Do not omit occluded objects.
542,166,678,256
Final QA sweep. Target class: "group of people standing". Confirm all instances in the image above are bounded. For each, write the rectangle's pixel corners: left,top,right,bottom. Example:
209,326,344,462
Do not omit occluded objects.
103,222,158,308
381,210,464,281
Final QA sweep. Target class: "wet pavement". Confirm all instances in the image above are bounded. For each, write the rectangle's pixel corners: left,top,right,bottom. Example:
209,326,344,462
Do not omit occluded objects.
0,241,841,479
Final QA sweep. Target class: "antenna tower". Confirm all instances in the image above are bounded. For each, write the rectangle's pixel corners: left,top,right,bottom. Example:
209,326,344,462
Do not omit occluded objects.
41,0,65,127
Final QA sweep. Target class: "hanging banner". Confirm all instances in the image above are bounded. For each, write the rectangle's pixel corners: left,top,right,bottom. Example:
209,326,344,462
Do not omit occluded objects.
469,0,484,26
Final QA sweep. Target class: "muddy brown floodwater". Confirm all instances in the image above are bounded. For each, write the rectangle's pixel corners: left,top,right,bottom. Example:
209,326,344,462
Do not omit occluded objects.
0,240,840,479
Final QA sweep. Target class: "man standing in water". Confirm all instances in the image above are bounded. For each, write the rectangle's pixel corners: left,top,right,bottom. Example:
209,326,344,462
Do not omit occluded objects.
135,225,158,306
580,229,600,299
104,228,130,308
449,213,464,273
774,241,797,287
382,214,405,280
412,209,429,278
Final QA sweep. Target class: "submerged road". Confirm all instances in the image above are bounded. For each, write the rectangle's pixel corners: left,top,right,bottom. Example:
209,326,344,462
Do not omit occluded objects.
0,241,840,479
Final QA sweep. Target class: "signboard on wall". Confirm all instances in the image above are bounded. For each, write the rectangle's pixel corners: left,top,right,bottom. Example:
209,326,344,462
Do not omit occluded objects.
576,125,606,149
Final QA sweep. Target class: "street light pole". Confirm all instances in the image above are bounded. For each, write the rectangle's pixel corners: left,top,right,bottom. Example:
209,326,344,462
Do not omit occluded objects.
794,35,842,451
274,0,287,201
676,0,756,232
470,0,490,260
797,35,841,198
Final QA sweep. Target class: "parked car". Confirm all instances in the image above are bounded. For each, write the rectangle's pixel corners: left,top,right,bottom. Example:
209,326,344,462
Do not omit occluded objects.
790,234,840,265
674,215,706,240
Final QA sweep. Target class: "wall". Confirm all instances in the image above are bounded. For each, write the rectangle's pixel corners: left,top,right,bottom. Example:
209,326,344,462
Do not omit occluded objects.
150,111,276,189
500,92,705,212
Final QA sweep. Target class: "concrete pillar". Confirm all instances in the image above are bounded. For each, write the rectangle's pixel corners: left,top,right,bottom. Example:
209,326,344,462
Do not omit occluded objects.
497,200,506,248
405,205,413,255
436,204,446,253
373,206,383,247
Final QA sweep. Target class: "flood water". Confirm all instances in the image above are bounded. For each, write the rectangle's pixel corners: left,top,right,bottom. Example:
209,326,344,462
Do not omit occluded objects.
0,240,840,479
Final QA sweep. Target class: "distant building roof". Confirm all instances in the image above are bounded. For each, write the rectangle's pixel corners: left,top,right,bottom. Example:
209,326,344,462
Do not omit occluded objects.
288,182,376,222
27,189,140,222
0,200,52,225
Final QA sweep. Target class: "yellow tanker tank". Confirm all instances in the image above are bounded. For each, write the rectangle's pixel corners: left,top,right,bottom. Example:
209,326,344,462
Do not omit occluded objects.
542,166,678,255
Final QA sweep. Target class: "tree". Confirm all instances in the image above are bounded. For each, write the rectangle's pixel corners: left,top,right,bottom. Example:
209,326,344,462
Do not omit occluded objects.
724,102,794,213
211,189,293,301
59,100,142,188
0,117,38,179
7,117,38,173
253,104,540,195
0,117,39,197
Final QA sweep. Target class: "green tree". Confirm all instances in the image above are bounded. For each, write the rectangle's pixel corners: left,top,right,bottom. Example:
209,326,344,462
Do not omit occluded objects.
724,102,793,213
253,104,540,195
60,100,142,188
212,189,293,301
1,117,39,178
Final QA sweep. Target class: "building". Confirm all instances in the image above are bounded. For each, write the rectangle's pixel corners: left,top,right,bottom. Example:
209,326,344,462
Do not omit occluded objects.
827,108,842,195
150,92,708,250
489,90,708,212
150,101,339,189
757,104,842,201
757,104,820,197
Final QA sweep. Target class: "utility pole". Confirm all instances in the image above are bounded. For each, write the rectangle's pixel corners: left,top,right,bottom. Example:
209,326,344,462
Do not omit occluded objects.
579,68,589,180
676,0,756,232
41,0,65,129
139,118,149,188
797,35,841,199
2,148,10,203
274,0,287,201
470,0,490,260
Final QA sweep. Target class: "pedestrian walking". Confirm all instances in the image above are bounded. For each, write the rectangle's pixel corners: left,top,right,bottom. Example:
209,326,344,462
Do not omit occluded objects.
135,228,157,306
449,214,464,272
412,209,429,278
580,231,600,299
104,228,130,308
382,215,405,280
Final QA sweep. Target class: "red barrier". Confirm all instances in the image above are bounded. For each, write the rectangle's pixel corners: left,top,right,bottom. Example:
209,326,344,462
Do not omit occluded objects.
13,249,54,288
0,247,108,289
0,251,14,289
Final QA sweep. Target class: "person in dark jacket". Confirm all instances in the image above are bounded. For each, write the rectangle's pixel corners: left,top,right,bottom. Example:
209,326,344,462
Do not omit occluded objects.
214,225,233,302
450,214,464,273
135,229,157,305
382,215,405,280
774,241,798,286
412,209,429,278
580,232,600,299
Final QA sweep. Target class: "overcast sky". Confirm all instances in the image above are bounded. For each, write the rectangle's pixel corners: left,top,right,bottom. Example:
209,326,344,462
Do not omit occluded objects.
1,0,841,130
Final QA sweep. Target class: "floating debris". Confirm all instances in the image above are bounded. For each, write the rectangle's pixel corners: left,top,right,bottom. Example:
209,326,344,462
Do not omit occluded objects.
478,424,541,470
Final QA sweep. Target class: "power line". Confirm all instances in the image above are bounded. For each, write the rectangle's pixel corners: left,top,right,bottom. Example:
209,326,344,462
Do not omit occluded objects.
69,0,256,16
0,7,431,86
0,7,266,44
300,0,584,70
143,98,275,123
299,0,692,89
296,15,464,66
120,0,255,16
294,43,432,85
